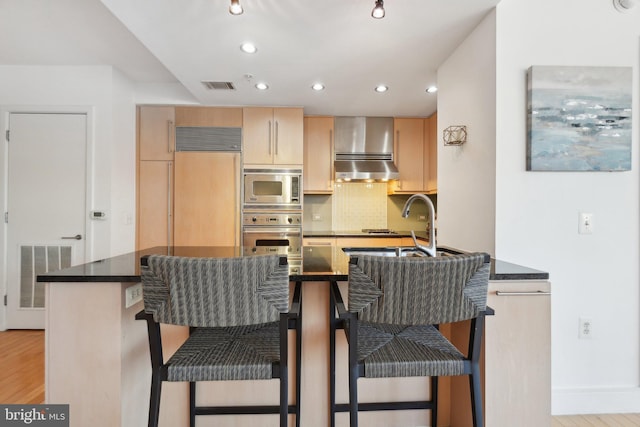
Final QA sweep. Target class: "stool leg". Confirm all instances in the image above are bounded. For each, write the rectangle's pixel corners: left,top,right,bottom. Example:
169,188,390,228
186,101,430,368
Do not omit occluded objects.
189,382,196,427
431,376,438,427
469,365,483,427
148,372,162,427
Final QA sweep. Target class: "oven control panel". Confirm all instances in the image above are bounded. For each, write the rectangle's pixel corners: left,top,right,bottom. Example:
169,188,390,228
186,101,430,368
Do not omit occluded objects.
243,213,302,226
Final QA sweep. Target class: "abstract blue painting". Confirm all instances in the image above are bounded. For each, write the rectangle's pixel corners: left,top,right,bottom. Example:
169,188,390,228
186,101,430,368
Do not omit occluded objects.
527,66,632,171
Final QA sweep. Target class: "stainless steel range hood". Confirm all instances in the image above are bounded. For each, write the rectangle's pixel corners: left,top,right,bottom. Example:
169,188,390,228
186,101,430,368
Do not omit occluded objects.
334,116,399,181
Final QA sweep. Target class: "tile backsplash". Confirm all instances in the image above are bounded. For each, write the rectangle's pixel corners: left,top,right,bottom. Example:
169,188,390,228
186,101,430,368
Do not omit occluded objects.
303,184,436,233
332,182,388,231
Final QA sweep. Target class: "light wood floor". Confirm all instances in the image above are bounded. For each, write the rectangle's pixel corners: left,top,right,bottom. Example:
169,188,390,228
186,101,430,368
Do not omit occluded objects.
0,330,638,426
0,329,44,404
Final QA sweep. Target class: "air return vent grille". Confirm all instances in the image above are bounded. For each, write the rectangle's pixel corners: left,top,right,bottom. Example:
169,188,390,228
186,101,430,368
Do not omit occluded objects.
20,245,72,308
176,127,242,152
202,81,236,90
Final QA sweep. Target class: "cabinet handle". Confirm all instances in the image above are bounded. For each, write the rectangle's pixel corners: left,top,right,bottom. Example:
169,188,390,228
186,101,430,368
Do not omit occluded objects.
495,290,551,296
167,162,173,251
395,130,401,190
329,129,334,191
307,241,333,246
268,120,272,155
275,121,279,155
168,120,175,153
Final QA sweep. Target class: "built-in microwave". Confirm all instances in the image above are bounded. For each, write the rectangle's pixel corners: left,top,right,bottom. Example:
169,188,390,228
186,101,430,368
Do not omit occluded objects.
243,168,302,210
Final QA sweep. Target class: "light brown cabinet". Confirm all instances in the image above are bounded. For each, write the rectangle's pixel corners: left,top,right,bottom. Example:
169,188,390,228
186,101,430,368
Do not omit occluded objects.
303,116,334,193
137,106,176,250
448,279,551,427
138,106,175,161
243,107,303,166
174,152,240,247
424,113,437,193
137,160,173,250
175,106,242,128
392,118,424,193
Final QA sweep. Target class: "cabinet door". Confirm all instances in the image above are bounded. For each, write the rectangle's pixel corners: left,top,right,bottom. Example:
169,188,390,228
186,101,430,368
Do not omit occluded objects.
139,106,175,160
174,152,240,246
484,280,551,427
243,107,275,165
393,118,424,193
137,160,173,250
273,107,303,165
335,237,403,248
304,116,334,193
424,113,437,193
175,106,242,127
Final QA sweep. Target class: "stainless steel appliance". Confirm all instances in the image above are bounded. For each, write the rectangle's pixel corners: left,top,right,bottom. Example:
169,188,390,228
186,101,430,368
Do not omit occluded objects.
243,168,302,210
334,116,399,181
242,212,302,274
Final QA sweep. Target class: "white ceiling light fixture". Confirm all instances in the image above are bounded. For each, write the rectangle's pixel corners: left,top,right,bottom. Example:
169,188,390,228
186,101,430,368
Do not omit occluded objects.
240,42,257,54
371,0,385,19
311,83,325,91
229,0,243,15
374,85,388,93
426,86,438,93
255,82,269,90
613,0,638,11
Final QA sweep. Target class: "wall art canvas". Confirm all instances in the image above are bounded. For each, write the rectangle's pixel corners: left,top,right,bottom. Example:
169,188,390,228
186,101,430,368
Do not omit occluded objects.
527,66,632,171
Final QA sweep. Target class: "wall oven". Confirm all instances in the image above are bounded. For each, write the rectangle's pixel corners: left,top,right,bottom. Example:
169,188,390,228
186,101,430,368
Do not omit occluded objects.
242,212,302,275
243,168,302,210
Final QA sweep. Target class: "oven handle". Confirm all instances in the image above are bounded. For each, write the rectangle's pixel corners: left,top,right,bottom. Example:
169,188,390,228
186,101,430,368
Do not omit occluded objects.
255,239,290,247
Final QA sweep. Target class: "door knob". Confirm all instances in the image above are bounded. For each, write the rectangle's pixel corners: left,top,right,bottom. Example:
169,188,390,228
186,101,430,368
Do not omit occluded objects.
61,234,82,240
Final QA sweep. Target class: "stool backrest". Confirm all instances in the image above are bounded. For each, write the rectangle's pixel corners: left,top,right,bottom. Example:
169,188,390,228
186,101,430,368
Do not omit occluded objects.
348,253,490,325
141,254,289,327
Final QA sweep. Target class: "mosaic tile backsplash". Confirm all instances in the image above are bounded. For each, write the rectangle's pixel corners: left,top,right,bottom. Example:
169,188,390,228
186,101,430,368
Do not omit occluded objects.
332,182,387,231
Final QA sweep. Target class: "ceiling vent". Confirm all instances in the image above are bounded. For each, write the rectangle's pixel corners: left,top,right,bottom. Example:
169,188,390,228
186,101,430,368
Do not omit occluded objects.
202,81,236,90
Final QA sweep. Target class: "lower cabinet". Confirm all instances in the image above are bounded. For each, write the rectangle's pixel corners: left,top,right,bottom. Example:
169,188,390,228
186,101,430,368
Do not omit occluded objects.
484,279,551,426
445,279,552,427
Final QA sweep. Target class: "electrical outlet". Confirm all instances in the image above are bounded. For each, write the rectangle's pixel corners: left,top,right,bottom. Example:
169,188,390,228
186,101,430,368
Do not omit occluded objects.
579,317,593,339
125,283,143,308
579,212,593,234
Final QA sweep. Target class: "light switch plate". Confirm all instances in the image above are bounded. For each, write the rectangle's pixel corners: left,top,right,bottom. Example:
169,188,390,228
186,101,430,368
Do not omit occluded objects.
579,212,593,234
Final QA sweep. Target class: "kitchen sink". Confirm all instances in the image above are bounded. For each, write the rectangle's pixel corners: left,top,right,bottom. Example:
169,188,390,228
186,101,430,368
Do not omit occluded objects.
342,246,459,258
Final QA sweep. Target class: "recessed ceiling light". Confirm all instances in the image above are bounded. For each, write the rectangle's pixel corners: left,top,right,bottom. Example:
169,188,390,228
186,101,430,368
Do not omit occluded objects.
229,0,243,15
240,42,257,54
426,86,438,93
311,83,325,91
374,85,388,93
255,82,269,90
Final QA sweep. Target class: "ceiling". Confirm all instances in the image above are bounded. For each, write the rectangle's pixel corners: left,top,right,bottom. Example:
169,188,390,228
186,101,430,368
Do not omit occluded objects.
0,0,500,117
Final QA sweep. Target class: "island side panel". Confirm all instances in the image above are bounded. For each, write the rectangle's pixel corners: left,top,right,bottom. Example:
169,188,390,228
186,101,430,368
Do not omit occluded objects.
45,282,122,427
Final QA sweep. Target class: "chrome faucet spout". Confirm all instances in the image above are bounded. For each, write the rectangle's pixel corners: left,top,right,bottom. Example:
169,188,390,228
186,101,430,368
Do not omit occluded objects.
401,194,436,257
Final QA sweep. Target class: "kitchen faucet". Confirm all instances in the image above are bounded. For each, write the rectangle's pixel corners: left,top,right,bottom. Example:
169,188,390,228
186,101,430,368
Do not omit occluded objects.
401,193,436,257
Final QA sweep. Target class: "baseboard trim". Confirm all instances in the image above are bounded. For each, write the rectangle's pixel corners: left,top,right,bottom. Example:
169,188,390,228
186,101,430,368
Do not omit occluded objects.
553,386,640,415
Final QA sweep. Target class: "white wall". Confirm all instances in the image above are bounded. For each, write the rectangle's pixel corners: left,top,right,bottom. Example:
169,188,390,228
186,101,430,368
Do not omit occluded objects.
437,10,497,255
0,65,137,329
440,0,640,415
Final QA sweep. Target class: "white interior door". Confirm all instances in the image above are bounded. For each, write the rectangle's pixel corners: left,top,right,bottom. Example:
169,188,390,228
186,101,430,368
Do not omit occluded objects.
6,113,87,329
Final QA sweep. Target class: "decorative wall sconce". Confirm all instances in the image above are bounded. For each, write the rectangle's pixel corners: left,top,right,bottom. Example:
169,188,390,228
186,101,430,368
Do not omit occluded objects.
443,125,467,146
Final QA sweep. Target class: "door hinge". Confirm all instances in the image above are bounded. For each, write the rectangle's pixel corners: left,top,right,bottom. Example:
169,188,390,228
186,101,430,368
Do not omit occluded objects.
4,212,7,224
5,130,9,142
3,295,6,306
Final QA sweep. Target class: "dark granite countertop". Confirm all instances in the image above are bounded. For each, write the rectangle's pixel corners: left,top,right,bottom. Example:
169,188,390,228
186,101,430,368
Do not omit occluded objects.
37,244,548,284
304,230,430,239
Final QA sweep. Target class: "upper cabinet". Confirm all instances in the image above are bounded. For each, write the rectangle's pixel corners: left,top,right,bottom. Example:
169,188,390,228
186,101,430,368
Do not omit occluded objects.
424,113,437,194
243,107,303,166
304,116,334,193
138,106,175,161
392,118,424,193
175,106,242,128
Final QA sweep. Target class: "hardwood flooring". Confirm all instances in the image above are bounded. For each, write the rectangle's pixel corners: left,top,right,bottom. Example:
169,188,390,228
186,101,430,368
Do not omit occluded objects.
0,329,44,404
1,330,638,426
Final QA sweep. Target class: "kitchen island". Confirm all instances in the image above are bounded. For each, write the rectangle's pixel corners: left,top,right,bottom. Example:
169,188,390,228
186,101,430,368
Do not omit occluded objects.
38,245,549,427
